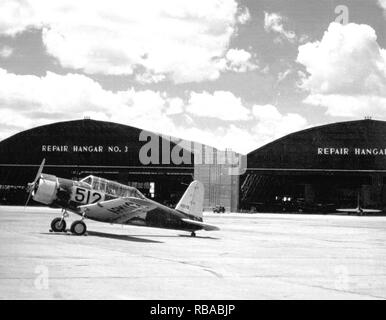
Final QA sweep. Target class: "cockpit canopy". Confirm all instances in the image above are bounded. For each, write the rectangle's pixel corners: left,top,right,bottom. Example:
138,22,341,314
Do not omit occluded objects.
80,175,145,199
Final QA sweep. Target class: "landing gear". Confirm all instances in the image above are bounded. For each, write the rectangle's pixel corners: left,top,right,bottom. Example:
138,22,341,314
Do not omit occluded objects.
191,231,196,237
50,209,87,236
50,209,69,232
70,220,87,236
50,217,66,232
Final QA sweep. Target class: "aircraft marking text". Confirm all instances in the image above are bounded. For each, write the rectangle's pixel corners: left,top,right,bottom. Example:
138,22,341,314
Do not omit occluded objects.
71,187,104,204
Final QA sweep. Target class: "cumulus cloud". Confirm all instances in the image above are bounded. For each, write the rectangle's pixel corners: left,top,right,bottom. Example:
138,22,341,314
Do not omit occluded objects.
0,46,13,58
186,90,251,121
0,0,40,36
237,7,251,24
264,12,296,43
303,94,386,118
0,0,254,83
276,68,292,85
224,48,258,72
165,98,184,115
0,68,172,136
252,104,308,144
378,0,386,17
135,72,166,85
297,22,386,118
0,69,307,154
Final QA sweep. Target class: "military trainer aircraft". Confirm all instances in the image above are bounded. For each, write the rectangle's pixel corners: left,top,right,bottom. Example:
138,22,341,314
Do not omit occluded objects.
25,159,219,236
336,192,382,216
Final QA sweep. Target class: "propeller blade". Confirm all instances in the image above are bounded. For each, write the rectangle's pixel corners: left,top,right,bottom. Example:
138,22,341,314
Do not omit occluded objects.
25,159,46,210
24,189,33,209
33,158,46,185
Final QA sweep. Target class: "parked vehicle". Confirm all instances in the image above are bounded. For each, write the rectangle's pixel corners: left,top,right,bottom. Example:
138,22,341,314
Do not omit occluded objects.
213,205,226,213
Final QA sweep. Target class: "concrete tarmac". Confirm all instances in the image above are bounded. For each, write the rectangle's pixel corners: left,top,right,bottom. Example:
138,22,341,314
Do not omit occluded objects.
0,206,385,299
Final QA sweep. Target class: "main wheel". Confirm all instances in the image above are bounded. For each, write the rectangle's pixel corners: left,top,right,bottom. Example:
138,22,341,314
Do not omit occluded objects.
70,220,87,236
51,217,66,232
191,231,196,237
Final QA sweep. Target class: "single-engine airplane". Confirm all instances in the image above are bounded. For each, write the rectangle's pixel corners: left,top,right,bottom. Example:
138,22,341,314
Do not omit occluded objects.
336,192,382,216
25,159,219,237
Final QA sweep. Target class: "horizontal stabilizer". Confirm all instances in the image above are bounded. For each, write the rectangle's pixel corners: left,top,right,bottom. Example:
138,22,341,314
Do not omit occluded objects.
337,208,382,213
181,218,220,231
361,209,382,213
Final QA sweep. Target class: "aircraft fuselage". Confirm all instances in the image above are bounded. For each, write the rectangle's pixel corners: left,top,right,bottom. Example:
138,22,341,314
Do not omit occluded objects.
33,174,203,232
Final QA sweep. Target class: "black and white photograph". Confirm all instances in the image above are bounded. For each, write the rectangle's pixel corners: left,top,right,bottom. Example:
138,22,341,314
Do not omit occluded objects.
0,0,385,304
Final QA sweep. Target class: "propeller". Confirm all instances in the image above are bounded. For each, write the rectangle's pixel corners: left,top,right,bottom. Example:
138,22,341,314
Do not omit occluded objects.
25,158,46,209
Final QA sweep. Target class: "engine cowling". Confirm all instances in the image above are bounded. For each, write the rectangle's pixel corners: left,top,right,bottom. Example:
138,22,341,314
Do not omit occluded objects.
32,174,58,205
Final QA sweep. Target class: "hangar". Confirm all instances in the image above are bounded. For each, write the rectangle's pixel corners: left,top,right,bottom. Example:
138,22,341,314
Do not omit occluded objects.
240,119,386,213
0,119,196,206
0,118,239,211
1,118,385,213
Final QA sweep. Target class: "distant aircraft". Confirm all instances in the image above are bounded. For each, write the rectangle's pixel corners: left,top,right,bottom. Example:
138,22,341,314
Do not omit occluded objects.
25,159,219,237
336,192,382,216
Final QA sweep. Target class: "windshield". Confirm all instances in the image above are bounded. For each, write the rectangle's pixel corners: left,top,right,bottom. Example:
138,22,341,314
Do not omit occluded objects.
80,175,145,199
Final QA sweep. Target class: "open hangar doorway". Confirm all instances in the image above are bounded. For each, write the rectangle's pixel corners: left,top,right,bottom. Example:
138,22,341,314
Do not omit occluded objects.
239,172,383,213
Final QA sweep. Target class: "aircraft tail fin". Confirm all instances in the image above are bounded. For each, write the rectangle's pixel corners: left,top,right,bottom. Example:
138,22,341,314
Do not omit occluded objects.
175,180,204,219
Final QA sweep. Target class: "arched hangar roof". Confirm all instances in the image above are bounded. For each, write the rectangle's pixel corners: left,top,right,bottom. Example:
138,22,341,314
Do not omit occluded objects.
247,119,386,172
0,119,194,168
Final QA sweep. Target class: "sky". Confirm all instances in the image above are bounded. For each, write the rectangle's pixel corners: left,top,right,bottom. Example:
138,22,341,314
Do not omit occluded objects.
0,0,385,154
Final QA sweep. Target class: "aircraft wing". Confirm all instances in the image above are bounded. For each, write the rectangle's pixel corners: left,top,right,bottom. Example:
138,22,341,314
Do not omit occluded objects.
336,208,360,213
181,219,220,231
336,208,382,214
79,197,220,230
361,209,382,213
79,197,158,224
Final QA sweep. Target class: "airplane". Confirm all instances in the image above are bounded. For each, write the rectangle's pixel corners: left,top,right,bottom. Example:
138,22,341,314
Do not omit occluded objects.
336,192,382,216
25,159,219,237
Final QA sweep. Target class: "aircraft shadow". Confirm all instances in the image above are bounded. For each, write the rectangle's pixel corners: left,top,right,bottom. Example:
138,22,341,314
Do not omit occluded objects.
178,234,220,240
41,231,163,243
87,231,163,243
129,234,220,240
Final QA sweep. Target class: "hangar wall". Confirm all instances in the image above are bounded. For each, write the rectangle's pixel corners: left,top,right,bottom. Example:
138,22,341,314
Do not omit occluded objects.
194,148,239,212
241,119,386,213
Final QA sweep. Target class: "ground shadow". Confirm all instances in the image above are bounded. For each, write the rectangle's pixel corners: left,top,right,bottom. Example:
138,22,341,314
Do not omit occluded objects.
177,234,220,240
87,231,164,243
89,232,220,241
123,233,220,240
40,230,163,243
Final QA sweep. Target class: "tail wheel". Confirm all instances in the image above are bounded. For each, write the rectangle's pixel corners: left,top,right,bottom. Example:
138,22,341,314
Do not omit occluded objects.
70,220,87,236
51,217,66,232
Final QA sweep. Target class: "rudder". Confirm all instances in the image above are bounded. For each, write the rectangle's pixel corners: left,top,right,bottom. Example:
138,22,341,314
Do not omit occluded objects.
175,180,204,219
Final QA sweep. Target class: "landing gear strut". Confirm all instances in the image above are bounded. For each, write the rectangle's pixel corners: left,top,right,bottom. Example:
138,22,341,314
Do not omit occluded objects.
50,209,68,232
191,231,196,237
50,217,66,232
50,209,87,236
